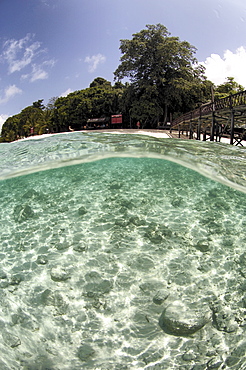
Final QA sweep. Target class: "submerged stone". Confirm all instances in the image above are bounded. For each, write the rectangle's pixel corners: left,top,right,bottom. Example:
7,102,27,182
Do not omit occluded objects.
134,255,155,271
194,240,210,253
56,242,70,251
78,206,87,216
210,301,238,333
128,215,146,226
73,243,87,252
85,279,112,296
36,255,48,265
159,301,210,336
10,274,24,285
13,204,35,222
239,252,246,277
153,289,169,305
207,356,223,369
41,289,68,315
109,181,122,190
0,270,7,280
3,332,21,348
22,189,39,200
77,343,95,362
50,267,70,282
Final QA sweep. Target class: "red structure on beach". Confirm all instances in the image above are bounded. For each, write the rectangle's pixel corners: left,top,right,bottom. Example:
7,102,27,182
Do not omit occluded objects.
111,115,122,126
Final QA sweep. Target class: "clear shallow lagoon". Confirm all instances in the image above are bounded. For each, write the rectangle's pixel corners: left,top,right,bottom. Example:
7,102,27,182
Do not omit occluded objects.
0,132,246,369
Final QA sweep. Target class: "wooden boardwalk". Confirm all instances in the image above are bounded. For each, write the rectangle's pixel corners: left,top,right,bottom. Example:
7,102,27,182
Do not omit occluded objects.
170,90,246,145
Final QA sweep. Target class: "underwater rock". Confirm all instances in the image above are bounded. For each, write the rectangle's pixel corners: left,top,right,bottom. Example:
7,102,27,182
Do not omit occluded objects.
210,301,238,333
78,206,87,216
194,240,210,253
13,204,35,222
36,255,48,265
56,242,70,251
171,197,183,207
238,252,246,277
85,279,113,296
109,181,122,190
50,267,70,282
0,270,7,279
134,255,155,271
10,274,24,285
225,343,246,367
153,289,169,305
22,189,41,200
77,343,95,362
3,332,21,348
120,199,134,209
11,311,39,331
144,223,172,243
85,271,101,282
73,243,87,252
41,289,68,315
128,215,146,226
207,356,223,369
159,301,210,336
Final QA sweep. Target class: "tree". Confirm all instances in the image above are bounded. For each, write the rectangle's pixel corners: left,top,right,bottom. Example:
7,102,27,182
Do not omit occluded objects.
32,99,45,109
214,77,244,100
89,77,111,88
114,24,208,126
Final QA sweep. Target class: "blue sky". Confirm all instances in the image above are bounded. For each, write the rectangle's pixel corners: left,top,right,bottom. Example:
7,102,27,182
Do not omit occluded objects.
1,0,246,128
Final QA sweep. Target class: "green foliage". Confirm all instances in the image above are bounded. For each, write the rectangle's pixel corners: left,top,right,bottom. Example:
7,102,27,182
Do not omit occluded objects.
1,101,53,141
114,24,211,126
214,77,244,100
2,24,244,141
51,78,123,131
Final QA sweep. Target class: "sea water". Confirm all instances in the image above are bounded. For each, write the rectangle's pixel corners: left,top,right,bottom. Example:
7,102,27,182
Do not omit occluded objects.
0,131,246,369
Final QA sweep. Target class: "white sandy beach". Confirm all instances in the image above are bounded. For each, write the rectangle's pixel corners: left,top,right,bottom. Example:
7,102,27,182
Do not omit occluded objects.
17,129,171,141
17,128,243,145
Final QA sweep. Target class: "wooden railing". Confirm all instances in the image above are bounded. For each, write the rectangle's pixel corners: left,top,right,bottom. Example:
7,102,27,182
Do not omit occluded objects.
171,90,246,127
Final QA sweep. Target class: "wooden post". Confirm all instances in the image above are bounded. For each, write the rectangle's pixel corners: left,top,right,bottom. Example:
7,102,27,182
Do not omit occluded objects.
210,112,215,141
203,130,206,141
230,109,235,145
178,124,181,138
197,118,201,140
189,121,193,139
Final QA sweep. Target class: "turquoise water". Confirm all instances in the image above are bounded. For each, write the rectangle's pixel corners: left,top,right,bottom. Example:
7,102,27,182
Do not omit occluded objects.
0,132,246,369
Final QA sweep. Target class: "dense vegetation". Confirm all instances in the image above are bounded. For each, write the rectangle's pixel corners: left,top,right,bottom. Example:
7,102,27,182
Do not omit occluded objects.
1,24,244,142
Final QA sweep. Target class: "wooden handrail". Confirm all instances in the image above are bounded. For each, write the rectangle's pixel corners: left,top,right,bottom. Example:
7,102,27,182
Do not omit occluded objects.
172,90,246,127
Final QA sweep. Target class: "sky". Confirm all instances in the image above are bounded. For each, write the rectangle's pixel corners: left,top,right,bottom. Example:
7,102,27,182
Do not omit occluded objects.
1,0,246,130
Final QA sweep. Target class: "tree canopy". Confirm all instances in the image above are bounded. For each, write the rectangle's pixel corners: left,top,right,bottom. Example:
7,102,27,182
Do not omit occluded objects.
214,77,244,100
114,24,212,126
1,24,244,141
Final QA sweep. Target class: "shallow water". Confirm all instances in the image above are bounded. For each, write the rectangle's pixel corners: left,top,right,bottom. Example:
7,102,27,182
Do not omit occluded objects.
0,132,246,369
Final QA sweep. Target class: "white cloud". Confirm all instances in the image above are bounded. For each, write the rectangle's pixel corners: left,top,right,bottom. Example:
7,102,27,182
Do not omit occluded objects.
60,88,73,97
0,114,8,132
1,34,55,83
1,34,42,74
40,0,58,8
21,59,56,82
0,85,22,104
30,65,48,82
84,53,106,73
201,46,246,88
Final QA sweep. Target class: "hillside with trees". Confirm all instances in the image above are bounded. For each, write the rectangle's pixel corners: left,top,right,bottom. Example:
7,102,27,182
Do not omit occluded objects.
1,24,243,142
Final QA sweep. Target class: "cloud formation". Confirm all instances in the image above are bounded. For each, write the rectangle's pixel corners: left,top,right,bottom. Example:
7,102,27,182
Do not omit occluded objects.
201,46,246,88
1,34,42,74
60,88,73,97
0,114,8,131
21,60,56,82
0,85,22,104
84,53,106,73
1,34,55,82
